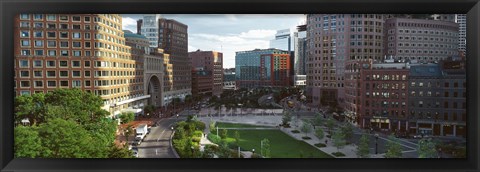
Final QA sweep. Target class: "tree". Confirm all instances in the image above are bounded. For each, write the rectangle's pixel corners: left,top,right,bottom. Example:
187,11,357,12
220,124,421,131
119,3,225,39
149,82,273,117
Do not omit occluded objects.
143,105,156,115
332,131,346,152
14,126,43,158
418,138,438,158
220,129,228,139
300,122,312,137
119,112,135,124
385,134,403,158
209,121,216,133
314,128,325,140
281,110,292,127
261,138,271,158
234,130,241,147
325,117,335,135
108,144,134,158
311,113,323,127
124,125,134,144
356,134,370,158
340,123,354,142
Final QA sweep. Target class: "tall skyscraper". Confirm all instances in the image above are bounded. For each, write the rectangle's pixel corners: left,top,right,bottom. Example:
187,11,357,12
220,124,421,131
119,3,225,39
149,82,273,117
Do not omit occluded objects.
15,14,149,117
455,14,467,56
270,29,291,52
138,14,161,48
293,25,307,88
306,14,385,107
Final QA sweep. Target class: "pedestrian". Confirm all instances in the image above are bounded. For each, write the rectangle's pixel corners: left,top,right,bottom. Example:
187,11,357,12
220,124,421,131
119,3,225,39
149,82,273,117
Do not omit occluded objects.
325,139,328,145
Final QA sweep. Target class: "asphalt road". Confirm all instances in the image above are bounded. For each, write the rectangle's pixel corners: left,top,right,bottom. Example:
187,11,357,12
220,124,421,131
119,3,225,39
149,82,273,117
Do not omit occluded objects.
137,110,191,158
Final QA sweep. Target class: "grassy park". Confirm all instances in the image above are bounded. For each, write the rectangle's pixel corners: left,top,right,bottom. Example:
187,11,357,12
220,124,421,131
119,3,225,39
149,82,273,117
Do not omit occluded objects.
212,122,332,158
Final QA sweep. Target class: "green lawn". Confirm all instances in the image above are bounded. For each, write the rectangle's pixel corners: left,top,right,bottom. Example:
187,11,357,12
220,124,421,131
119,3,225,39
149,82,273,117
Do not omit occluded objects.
215,122,274,128
221,129,332,158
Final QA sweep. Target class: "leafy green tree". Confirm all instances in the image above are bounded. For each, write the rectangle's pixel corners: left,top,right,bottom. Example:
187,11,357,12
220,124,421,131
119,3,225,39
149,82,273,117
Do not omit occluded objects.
124,125,134,144
314,128,325,140
234,130,241,147
281,110,292,126
332,131,346,152
220,129,228,139
385,134,403,158
209,121,216,133
37,118,97,158
143,105,156,115
14,126,43,158
325,117,335,135
14,93,47,125
300,122,312,137
261,138,271,158
119,112,135,124
108,144,134,158
418,138,438,158
311,113,323,127
356,134,370,158
340,123,354,141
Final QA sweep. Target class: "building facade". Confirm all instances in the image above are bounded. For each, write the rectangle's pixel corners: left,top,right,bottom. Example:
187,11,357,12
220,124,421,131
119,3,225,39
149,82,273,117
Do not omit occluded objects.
306,14,385,107
14,14,149,117
189,50,224,97
408,63,466,137
157,18,191,104
344,59,410,132
270,29,291,52
235,48,291,89
384,18,459,63
294,25,307,76
191,67,213,97
138,14,161,48
455,14,467,56
223,68,236,90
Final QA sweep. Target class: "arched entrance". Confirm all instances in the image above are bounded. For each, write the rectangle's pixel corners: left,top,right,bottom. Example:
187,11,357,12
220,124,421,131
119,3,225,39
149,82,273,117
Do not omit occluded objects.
147,75,161,107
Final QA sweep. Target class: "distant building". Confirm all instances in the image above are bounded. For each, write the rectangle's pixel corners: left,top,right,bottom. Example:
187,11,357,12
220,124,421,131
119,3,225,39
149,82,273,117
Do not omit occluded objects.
223,68,236,90
235,48,292,89
294,25,307,76
270,29,291,52
294,75,306,88
138,14,161,48
455,14,467,55
189,50,223,97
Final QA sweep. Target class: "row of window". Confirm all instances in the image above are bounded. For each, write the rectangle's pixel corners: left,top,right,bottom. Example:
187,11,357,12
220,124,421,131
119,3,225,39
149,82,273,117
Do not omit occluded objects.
389,29,457,36
20,14,91,22
20,40,91,48
20,49,91,57
411,81,466,88
16,80,88,88
20,22,92,30
17,70,87,78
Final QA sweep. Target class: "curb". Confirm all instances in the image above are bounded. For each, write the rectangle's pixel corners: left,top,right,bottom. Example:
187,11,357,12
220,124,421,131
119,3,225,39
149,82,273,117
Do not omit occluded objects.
170,130,180,158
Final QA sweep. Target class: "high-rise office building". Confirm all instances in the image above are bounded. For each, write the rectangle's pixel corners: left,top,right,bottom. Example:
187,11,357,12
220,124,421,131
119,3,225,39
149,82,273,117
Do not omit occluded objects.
235,48,291,89
455,14,467,56
270,29,291,52
189,50,223,97
14,14,148,117
138,14,161,48
294,25,307,88
306,14,385,107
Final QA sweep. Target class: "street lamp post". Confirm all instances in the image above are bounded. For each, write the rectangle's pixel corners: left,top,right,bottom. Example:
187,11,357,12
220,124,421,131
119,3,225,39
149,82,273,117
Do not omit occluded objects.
375,134,379,154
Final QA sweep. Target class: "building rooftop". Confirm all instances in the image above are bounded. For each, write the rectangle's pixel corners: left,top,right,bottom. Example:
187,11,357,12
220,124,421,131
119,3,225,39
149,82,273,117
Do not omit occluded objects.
123,30,148,40
409,65,443,77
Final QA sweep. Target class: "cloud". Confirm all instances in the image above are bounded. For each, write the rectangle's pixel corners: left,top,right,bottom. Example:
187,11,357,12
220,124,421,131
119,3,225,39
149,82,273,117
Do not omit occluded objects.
238,29,276,39
122,17,138,33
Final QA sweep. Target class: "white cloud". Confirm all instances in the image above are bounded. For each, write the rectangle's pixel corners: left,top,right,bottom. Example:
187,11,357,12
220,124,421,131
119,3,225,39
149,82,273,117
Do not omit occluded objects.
122,17,138,33
238,29,276,39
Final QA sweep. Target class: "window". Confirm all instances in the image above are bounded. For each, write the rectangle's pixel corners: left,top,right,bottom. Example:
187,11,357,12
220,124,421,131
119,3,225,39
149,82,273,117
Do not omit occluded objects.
47,40,56,47
34,22,43,28
72,16,81,21
85,61,91,67
72,61,81,67
47,23,56,29
48,50,56,56
47,14,56,21
85,80,91,87
60,24,68,29
35,50,44,56
21,40,30,46
85,42,91,48
47,31,56,38
34,81,43,88
60,32,68,38
59,15,68,21
60,61,68,67
72,71,81,77
20,22,30,28
61,50,69,56
72,80,81,88
60,81,69,87
34,31,43,38
34,71,42,77
20,14,30,20
21,50,31,56
60,41,69,48
20,81,30,88
73,32,81,38
85,25,91,30
85,16,91,22
20,71,29,77
34,14,43,20
85,51,91,56
60,71,68,77
73,25,81,29
46,71,56,77
73,51,82,57
445,92,449,97
73,41,81,48
47,81,56,87
445,82,449,87
454,82,458,88
85,33,91,39
19,60,29,67
85,71,91,77
34,40,43,47
46,60,55,67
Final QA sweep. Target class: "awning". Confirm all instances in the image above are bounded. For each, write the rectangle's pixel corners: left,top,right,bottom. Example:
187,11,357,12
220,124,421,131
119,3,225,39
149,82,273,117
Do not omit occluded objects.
122,108,143,114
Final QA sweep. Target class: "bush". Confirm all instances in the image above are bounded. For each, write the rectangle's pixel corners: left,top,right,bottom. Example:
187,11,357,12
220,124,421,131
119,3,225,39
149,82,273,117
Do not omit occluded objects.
193,121,206,131
119,112,135,124
314,143,327,148
332,152,346,157
193,131,203,138
191,137,201,143
302,136,311,140
207,133,221,144
291,130,300,133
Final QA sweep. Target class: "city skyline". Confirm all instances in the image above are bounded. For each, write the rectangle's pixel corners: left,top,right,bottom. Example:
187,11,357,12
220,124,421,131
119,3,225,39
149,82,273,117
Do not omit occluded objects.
122,14,305,68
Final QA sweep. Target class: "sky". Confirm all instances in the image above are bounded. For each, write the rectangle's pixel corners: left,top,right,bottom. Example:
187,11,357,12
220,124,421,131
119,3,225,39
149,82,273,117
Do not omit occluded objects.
122,14,306,68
